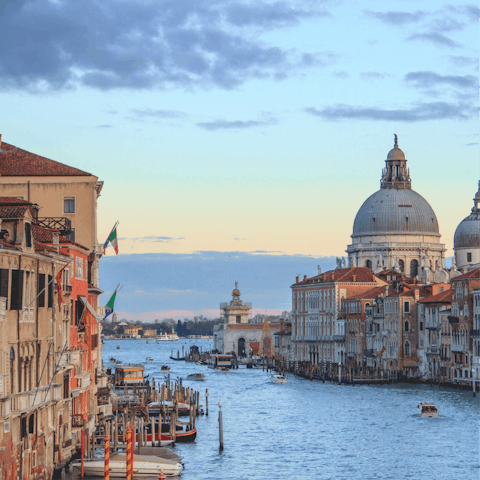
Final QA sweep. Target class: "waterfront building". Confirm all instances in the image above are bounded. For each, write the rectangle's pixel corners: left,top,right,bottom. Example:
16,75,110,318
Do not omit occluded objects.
0,137,106,479
418,288,452,382
291,267,386,370
346,136,450,283
213,284,281,356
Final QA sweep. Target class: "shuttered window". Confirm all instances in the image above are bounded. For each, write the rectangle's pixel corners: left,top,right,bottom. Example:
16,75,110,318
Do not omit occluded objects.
38,274,45,308
48,275,53,308
10,270,23,310
25,223,32,248
0,268,9,300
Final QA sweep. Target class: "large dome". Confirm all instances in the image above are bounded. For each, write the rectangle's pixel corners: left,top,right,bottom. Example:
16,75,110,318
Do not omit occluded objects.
454,213,480,248
352,188,440,237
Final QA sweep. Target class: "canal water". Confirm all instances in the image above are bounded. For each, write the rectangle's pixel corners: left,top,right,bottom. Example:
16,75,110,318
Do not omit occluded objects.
76,338,479,480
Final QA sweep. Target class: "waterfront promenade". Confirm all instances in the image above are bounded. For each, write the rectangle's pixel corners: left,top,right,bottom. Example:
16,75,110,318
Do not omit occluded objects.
71,338,480,480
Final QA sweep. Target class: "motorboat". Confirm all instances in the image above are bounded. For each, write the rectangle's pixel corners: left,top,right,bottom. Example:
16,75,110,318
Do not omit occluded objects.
119,420,197,444
157,330,180,341
161,365,170,372
146,357,155,363
219,367,229,373
148,401,191,416
417,402,438,418
186,373,205,381
71,453,183,477
270,374,287,384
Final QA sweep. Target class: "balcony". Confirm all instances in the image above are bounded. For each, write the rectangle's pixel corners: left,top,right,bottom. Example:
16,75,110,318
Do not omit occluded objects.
98,403,113,418
77,373,91,390
426,346,440,355
333,334,345,342
381,330,390,337
470,329,480,338
451,344,466,352
426,321,441,330
72,414,86,428
34,217,72,236
5,383,62,415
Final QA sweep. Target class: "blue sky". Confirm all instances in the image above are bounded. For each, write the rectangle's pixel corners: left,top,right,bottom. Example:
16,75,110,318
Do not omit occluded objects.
0,0,477,318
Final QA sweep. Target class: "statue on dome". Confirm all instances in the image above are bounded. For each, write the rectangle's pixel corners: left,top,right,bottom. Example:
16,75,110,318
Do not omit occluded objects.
393,256,400,272
336,257,343,269
394,133,398,147
350,256,356,268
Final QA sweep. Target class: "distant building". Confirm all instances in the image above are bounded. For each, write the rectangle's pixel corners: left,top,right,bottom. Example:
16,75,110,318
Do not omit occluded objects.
213,283,281,356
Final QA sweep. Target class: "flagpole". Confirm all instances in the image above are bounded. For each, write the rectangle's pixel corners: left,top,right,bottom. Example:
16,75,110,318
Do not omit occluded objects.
104,221,120,247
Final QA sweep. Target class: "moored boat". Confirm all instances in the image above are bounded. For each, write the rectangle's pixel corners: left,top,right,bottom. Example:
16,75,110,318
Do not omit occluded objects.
186,373,205,381
417,402,438,418
161,365,170,372
146,357,155,363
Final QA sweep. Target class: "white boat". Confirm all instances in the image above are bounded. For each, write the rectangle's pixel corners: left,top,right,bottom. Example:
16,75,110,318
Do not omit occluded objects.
146,357,155,363
71,453,183,477
157,329,180,341
417,402,438,418
270,374,287,384
186,373,205,381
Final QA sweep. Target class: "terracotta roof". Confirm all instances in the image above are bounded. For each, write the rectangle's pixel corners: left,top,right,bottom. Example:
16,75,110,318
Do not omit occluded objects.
0,206,29,218
451,268,480,280
0,141,92,176
0,197,34,206
33,239,58,254
419,290,452,304
346,286,388,300
0,240,19,250
293,267,379,286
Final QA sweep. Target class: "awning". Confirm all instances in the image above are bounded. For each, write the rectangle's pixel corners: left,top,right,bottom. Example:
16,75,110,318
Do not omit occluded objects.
79,295,101,321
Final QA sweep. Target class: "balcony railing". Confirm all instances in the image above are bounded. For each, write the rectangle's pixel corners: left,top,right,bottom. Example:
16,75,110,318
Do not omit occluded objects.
98,403,113,418
347,352,356,358
1,384,62,416
426,346,440,355
333,334,345,342
451,344,466,352
470,329,480,338
34,217,72,236
426,321,441,330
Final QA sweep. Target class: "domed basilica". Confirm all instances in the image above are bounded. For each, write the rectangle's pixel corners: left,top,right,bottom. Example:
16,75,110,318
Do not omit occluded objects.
346,135,468,282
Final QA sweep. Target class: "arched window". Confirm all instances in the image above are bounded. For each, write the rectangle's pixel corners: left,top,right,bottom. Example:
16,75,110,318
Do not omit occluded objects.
366,260,372,270
410,259,418,278
398,259,404,272
405,341,410,356
404,321,409,332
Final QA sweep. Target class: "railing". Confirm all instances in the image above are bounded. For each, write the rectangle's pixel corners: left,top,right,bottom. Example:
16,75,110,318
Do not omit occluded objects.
426,346,439,354
6,384,62,414
347,352,356,358
426,321,441,330
470,329,480,338
381,330,390,337
333,334,345,342
34,217,72,236
219,302,252,309
451,344,466,352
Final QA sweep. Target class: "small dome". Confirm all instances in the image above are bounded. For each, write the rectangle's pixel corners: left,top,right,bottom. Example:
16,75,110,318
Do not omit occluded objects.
232,288,241,297
387,147,406,160
352,188,439,237
454,212,480,248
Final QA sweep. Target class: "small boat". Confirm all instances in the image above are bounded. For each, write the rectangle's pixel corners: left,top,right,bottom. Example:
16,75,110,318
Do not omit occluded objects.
161,365,170,372
146,357,155,363
116,346,120,349
114,360,124,367
71,453,183,477
119,420,197,443
148,401,192,417
417,402,438,418
170,356,185,361
219,367,229,373
186,373,205,381
270,374,287,384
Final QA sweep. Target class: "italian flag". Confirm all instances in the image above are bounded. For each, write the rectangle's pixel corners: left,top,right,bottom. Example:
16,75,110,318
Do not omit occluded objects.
105,226,119,254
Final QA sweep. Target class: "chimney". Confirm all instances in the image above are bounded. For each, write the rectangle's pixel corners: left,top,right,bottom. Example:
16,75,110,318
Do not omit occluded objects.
303,275,308,282
384,284,388,297
414,288,420,301
296,276,299,284
53,232,60,253
352,275,356,282
317,265,322,275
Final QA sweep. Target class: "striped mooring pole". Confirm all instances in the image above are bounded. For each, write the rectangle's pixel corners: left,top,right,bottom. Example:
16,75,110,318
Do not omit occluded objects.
126,429,132,480
81,430,85,478
104,432,110,480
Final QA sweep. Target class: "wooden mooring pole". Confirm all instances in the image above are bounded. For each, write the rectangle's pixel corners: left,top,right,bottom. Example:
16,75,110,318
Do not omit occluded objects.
218,399,224,451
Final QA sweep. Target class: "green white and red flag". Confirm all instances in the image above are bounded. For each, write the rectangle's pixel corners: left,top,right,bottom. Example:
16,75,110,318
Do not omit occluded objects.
104,224,119,254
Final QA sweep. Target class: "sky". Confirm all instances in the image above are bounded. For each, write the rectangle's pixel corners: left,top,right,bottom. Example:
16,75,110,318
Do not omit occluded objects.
0,0,478,319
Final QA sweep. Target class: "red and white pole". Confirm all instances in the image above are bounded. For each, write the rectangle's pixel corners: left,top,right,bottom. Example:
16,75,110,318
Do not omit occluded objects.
104,432,110,480
81,430,85,478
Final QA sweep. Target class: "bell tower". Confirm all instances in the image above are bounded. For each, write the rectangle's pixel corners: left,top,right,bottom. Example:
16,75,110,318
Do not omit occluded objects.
380,134,411,190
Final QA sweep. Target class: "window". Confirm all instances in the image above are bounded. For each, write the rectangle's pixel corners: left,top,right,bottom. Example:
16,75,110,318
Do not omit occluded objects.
66,229,75,243
236,315,241,324
410,259,418,278
405,341,410,356
404,301,410,313
10,270,23,310
366,260,372,269
0,268,9,300
25,223,32,248
64,197,75,214
398,259,404,272
404,320,409,332
38,274,45,308
467,252,472,262
439,287,444,293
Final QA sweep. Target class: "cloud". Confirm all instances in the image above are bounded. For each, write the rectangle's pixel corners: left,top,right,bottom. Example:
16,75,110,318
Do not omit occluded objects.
364,10,426,25
225,2,331,28
407,33,460,48
360,72,393,81
118,236,186,243
0,0,331,92
233,237,246,241
447,56,478,68
465,143,479,146
196,118,277,131
446,4,478,22
333,71,349,79
305,102,475,122
99,251,338,314
129,108,187,120
404,71,476,89
96,124,113,128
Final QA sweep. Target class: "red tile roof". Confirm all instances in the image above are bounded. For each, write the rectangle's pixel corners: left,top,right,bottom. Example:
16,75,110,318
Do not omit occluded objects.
293,267,379,286
0,206,29,218
0,142,92,176
33,239,58,254
0,197,34,206
346,286,388,300
419,290,452,304
451,268,480,280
